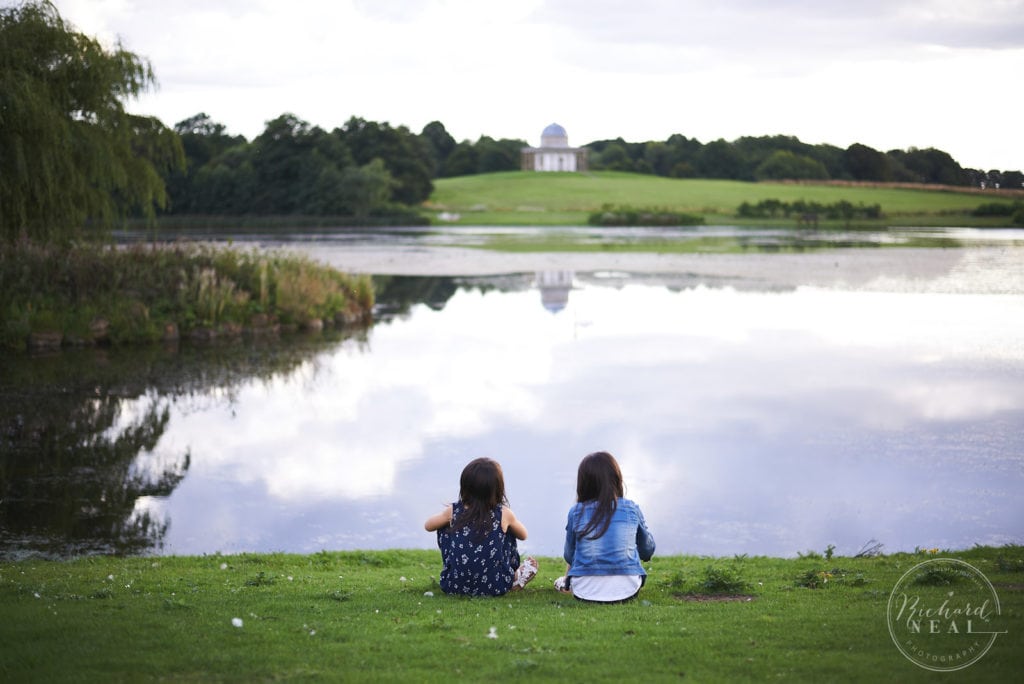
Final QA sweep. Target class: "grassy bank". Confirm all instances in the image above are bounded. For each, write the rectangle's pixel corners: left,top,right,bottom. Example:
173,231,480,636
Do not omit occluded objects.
1,546,1020,681
428,172,1023,227
0,242,374,352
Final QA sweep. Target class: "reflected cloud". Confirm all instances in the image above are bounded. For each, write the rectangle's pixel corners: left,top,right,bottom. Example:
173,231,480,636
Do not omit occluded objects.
143,278,1024,556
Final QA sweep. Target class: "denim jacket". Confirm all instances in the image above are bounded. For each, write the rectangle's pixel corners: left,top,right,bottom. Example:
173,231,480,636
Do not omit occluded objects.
563,498,656,577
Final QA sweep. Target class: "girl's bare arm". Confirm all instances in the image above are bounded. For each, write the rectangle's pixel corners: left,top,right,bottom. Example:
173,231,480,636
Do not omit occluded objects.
502,507,528,540
424,504,452,531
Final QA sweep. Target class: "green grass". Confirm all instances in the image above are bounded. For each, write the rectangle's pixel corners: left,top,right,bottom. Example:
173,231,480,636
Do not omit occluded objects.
2,546,1021,681
428,171,1022,227
0,242,374,351
463,232,971,254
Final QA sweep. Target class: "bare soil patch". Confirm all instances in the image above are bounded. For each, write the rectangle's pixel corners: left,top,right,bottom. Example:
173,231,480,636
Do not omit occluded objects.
674,593,757,603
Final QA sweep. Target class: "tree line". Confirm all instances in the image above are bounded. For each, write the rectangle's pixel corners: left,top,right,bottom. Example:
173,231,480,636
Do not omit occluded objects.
3,1,1021,245
162,114,528,220
585,135,1023,189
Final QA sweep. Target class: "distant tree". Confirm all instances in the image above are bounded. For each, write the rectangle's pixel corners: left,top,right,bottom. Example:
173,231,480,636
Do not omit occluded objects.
889,147,966,185
843,143,891,181
754,150,829,181
476,136,523,173
0,1,183,242
419,121,456,176
696,139,744,179
663,134,702,177
1002,170,1024,189
592,142,634,171
807,143,847,179
308,158,394,216
248,114,327,214
442,142,479,177
164,113,247,213
174,113,246,167
643,141,671,176
338,117,433,204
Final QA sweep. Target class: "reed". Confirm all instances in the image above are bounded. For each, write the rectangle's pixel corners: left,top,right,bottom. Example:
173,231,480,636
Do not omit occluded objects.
0,242,375,351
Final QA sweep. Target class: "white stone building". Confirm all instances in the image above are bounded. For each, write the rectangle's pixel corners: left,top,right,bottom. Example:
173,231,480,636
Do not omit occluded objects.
521,123,588,172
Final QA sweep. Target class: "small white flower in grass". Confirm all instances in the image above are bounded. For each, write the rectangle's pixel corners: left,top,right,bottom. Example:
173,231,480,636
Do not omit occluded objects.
399,576,407,582
309,630,316,636
33,592,40,599
287,576,293,581
220,563,228,570
107,575,114,581
487,626,498,639
423,591,434,597
231,618,243,628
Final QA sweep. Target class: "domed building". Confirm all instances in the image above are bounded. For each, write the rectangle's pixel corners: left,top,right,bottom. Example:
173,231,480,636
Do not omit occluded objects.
521,123,588,172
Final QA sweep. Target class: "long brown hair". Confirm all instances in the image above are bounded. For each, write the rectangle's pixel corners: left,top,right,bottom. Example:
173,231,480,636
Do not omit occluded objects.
455,457,508,536
576,451,624,540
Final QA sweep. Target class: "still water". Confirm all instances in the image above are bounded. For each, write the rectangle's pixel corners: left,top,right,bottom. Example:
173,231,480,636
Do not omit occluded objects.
2,227,1023,559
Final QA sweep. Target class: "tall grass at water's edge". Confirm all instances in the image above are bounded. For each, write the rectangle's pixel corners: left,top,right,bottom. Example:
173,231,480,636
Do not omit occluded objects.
0,545,1020,682
0,241,375,352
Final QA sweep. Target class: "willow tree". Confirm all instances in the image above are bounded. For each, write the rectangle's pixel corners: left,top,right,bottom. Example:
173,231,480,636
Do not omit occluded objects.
0,1,182,243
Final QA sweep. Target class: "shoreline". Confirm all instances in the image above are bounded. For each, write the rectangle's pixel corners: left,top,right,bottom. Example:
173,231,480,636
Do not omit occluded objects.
290,244,1024,295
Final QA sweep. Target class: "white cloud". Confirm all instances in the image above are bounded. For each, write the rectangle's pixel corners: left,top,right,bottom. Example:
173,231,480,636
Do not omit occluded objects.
49,1,1024,181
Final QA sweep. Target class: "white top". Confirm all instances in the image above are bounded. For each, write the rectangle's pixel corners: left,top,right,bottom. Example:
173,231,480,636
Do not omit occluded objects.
571,574,643,602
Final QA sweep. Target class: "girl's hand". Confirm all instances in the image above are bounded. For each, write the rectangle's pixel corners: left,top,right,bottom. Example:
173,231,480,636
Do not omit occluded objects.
424,504,453,532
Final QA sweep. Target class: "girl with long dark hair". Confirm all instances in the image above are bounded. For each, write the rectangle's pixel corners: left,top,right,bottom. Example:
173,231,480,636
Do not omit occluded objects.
556,451,656,602
424,457,538,596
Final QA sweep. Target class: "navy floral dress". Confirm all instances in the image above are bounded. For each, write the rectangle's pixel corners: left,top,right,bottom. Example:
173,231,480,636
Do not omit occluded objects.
437,502,521,596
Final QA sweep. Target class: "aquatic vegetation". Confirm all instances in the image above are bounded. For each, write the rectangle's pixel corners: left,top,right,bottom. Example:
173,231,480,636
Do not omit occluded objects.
0,241,374,351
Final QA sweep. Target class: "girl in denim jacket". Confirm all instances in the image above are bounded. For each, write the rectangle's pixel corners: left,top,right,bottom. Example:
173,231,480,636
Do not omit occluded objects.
556,451,656,602
424,458,539,596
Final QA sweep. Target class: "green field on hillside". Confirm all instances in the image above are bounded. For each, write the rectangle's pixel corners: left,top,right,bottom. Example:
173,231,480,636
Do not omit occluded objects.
428,172,1020,227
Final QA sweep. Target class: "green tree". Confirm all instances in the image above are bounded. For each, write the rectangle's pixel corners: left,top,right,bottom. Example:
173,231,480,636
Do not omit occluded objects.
889,147,966,185
164,113,247,213
338,117,433,204
593,142,634,171
0,1,182,243
843,143,891,181
696,139,744,179
419,120,456,177
755,150,830,181
442,141,479,177
475,136,522,173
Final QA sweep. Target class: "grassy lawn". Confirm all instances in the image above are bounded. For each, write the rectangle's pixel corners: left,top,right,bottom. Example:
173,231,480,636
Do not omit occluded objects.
2,546,1020,682
428,172,1021,227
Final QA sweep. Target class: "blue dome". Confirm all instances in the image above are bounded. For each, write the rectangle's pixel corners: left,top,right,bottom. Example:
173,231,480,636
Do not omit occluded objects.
542,123,567,138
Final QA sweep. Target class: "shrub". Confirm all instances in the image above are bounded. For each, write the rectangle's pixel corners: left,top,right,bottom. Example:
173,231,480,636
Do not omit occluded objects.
588,204,703,227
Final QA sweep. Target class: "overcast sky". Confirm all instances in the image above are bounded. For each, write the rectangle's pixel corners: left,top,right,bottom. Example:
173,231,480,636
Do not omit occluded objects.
55,0,1024,171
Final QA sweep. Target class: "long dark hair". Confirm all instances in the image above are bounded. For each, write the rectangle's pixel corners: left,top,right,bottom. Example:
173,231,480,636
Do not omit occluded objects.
454,457,508,536
576,451,624,540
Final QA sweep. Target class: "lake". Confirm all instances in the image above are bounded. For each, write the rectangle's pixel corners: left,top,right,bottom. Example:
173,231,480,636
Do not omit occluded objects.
2,226,1023,560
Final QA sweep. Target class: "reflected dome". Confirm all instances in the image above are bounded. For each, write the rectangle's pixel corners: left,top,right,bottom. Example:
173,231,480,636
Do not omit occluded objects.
536,271,573,313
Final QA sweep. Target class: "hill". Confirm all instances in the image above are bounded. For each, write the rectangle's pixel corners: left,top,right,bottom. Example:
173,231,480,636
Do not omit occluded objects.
428,171,1022,227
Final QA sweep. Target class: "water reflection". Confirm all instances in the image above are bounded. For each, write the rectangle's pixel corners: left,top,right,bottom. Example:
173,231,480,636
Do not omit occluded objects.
3,260,1024,560
537,271,574,313
0,332,367,559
